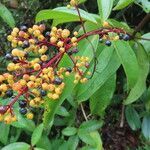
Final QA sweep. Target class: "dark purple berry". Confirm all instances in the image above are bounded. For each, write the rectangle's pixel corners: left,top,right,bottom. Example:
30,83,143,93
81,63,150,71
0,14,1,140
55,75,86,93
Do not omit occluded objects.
5,90,13,97
19,100,27,108
40,90,47,97
20,25,27,32
5,53,13,60
54,77,63,85
12,56,19,63
66,67,72,73
105,40,111,46
22,40,30,49
19,108,27,115
123,34,130,41
45,32,50,38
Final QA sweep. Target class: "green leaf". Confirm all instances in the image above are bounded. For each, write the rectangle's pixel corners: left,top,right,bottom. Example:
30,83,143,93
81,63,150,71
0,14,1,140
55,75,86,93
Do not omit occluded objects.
79,120,103,132
68,136,79,150
56,106,70,117
108,19,132,33
79,0,87,4
97,0,113,21
76,47,120,102
90,74,116,117
31,124,44,146
36,7,97,25
78,131,103,149
124,44,149,104
0,123,10,145
140,32,150,53
78,132,96,146
2,142,30,150
0,3,15,28
142,115,150,140
113,0,134,10
125,106,141,130
114,41,139,89
62,127,77,136
90,131,103,150
36,135,52,150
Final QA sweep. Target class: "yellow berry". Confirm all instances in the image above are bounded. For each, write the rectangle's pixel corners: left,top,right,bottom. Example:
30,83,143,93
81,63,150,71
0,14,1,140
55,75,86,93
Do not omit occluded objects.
29,100,36,107
71,37,77,43
70,0,78,6
23,74,30,81
0,114,3,121
59,47,65,53
67,4,71,9
27,113,34,120
12,116,17,122
103,21,110,27
41,55,48,61
13,27,19,33
52,93,59,100
20,79,27,86
42,83,49,90
50,36,57,44
4,115,12,124
55,87,62,95
34,63,41,71
27,81,35,88
57,41,64,47
74,80,78,84
52,27,57,32
73,31,78,36
7,63,15,71
7,35,13,41
61,29,70,38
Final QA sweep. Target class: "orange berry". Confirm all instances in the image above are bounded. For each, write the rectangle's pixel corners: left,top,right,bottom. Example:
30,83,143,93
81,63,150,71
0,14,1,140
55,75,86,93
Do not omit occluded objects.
34,63,41,71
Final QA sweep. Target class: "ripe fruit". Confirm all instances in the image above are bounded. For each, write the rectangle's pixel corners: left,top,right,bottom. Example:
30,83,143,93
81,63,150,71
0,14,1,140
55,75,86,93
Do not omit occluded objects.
19,100,27,108
5,53,13,60
45,31,50,37
12,56,19,63
54,77,63,85
19,108,27,115
22,40,30,48
66,67,72,73
105,40,111,46
5,90,13,97
40,90,47,97
123,34,130,41
20,25,28,32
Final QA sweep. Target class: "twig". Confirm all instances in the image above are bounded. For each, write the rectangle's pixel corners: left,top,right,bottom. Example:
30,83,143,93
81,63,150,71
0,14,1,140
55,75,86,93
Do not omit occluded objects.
80,103,88,121
120,105,125,128
132,14,150,38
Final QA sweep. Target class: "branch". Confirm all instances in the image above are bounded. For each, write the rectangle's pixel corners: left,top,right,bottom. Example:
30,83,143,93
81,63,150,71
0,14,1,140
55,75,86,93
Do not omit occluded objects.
132,14,150,38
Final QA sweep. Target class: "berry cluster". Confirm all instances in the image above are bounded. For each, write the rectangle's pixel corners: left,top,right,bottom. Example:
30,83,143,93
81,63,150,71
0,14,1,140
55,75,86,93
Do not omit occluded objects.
0,2,130,124
0,24,90,124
